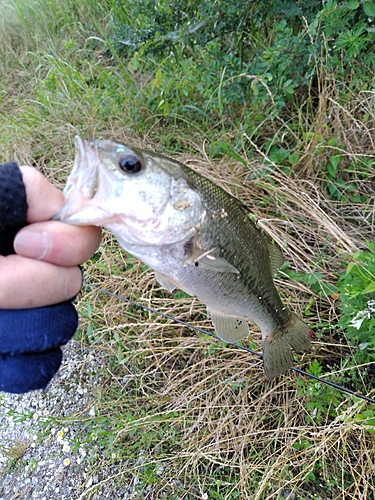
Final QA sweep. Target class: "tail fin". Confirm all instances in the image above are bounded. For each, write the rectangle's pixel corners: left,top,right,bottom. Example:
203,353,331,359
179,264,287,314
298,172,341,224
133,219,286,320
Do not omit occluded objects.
262,312,313,379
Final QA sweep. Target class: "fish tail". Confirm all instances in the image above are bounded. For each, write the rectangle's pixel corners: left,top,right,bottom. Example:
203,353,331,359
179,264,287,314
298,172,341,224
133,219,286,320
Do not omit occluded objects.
262,312,313,379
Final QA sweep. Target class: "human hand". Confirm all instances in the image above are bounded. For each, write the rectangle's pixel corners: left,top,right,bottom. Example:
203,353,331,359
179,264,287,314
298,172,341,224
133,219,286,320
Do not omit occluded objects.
0,164,101,393
0,166,101,308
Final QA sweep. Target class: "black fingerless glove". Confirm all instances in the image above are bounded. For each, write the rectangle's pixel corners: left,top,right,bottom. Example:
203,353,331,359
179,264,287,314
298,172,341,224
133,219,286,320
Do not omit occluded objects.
0,162,78,393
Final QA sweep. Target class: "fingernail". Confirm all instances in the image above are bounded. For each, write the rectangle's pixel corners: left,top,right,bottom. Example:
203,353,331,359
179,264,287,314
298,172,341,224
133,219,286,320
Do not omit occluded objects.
14,230,50,260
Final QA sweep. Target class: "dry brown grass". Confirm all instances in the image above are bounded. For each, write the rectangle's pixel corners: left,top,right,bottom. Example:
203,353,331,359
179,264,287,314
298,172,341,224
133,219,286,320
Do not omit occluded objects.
76,266,375,498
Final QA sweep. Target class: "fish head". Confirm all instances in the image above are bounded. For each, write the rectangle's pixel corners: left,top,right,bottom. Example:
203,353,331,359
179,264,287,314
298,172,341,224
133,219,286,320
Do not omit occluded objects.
54,136,205,246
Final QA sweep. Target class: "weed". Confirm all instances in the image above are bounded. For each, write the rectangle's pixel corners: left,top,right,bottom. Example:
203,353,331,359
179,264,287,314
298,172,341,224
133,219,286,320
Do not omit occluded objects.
1,439,29,462
337,242,375,371
295,359,342,424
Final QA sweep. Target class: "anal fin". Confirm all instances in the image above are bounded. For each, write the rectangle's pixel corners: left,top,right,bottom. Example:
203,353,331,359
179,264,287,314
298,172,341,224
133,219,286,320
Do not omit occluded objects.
208,308,249,342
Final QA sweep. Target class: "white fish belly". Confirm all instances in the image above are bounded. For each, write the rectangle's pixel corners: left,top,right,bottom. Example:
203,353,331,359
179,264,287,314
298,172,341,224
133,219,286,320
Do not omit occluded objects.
125,242,287,335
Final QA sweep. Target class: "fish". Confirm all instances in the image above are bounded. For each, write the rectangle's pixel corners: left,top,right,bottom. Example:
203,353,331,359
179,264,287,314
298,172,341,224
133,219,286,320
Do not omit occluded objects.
54,136,313,378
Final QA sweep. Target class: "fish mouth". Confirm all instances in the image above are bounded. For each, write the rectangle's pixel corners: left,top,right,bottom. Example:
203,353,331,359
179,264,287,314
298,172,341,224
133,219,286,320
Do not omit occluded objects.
52,136,104,223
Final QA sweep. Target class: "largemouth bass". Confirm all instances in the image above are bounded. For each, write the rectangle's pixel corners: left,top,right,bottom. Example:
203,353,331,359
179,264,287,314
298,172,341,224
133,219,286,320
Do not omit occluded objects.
54,136,313,378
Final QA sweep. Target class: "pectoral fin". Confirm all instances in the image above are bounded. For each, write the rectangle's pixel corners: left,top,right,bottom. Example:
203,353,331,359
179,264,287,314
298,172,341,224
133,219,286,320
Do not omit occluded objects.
208,308,249,342
184,247,239,274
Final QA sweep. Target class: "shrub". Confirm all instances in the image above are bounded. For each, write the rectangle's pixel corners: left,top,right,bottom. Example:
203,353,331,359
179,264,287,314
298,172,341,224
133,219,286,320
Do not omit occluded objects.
111,0,375,130
337,241,375,369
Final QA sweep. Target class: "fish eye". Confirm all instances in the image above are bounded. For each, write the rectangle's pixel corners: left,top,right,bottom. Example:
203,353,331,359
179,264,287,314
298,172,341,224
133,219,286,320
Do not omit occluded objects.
118,154,142,174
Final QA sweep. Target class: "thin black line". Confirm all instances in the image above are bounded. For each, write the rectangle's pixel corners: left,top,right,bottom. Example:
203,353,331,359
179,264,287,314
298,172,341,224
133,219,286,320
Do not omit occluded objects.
83,282,375,405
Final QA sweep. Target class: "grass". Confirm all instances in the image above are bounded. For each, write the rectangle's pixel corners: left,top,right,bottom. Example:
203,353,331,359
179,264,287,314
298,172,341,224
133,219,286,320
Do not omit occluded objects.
1,0,375,498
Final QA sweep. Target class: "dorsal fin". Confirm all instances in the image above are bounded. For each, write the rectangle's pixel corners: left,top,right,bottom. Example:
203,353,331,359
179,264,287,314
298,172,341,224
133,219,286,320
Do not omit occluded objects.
267,241,284,276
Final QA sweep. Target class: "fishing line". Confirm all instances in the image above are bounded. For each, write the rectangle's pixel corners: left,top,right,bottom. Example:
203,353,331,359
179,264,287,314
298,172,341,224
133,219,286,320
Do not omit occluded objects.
83,282,375,405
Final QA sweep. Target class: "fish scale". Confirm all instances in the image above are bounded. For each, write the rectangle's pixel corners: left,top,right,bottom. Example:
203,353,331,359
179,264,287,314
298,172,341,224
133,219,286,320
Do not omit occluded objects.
54,136,313,378
177,164,288,324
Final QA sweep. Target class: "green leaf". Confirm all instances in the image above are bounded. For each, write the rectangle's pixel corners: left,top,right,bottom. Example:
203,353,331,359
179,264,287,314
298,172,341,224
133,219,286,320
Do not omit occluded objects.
327,138,339,146
307,359,323,377
328,155,342,177
288,153,300,166
364,1,375,17
350,193,363,203
346,261,356,275
330,155,342,169
345,1,359,9
219,143,247,165
361,281,375,294
319,281,339,296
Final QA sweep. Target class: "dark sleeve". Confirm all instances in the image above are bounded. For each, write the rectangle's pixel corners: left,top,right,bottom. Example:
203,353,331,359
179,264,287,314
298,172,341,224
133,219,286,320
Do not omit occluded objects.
0,301,78,394
0,162,28,255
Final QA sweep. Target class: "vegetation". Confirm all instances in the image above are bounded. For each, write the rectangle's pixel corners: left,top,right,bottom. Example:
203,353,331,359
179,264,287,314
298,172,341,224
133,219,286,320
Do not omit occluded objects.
1,0,375,498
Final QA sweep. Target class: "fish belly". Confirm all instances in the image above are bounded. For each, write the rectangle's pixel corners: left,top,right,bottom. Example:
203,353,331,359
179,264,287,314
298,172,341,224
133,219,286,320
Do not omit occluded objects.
123,240,286,336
